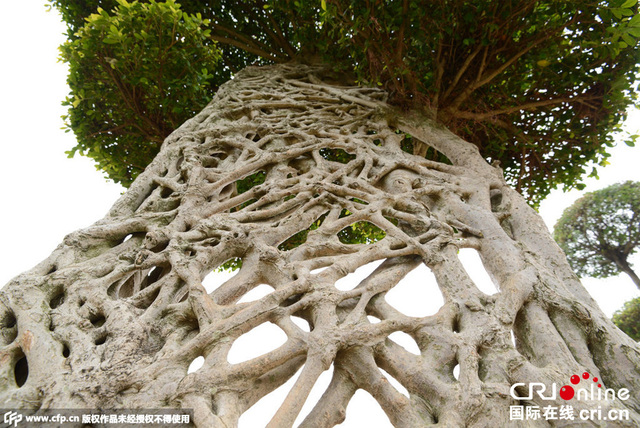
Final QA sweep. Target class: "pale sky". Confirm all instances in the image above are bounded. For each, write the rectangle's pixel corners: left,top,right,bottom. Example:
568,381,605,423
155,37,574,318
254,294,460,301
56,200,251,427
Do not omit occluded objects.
1,3,639,426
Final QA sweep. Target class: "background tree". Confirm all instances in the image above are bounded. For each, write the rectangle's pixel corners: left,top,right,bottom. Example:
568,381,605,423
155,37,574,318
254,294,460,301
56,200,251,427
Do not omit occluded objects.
554,181,640,289
613,296,640,340
1,1,640,426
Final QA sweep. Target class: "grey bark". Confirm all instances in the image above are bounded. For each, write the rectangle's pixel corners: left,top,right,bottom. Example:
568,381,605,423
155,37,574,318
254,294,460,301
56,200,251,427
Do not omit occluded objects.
1,63,640,427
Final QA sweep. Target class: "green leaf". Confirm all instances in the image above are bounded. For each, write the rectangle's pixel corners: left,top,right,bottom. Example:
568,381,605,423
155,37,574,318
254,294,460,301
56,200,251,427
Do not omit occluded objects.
57,0,221,188
50,0,639,205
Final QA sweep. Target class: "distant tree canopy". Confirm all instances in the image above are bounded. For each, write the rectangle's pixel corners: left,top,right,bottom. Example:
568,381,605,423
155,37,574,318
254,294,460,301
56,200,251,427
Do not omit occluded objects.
554,181,640,289
52,0,640,204
613,296,640,340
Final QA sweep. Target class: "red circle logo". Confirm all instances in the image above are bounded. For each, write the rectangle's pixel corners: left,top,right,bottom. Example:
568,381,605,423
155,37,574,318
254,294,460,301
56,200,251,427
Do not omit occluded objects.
560,385,575,400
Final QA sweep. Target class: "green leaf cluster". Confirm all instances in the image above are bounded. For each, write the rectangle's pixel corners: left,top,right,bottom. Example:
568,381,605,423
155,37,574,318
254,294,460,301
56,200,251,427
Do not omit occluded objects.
337,220,386,245
276,206,387,251
613,296,640,340
318,148,356,164
318,0,640,205
235,170,267,195
59,0,221,186
554,181,640,279
51,0,640,205
278,212,329,251
217,257,242,272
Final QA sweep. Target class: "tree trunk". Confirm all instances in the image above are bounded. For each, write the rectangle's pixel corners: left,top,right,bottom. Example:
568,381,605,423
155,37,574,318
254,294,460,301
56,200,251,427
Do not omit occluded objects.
617,257,640,290
1,64,640,427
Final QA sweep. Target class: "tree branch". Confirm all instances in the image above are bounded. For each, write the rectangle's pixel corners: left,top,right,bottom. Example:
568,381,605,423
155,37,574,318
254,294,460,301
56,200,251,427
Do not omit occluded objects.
266,13,297,58
246,3,296,59
212,21,275,54
441,44,484,102
446,31,558,111
395,0,409,65
432,39,444,111
450,95,600,121
208,33,285,63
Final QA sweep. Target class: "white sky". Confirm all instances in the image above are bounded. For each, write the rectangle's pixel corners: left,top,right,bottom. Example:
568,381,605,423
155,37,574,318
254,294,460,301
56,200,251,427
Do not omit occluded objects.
1,3,639,426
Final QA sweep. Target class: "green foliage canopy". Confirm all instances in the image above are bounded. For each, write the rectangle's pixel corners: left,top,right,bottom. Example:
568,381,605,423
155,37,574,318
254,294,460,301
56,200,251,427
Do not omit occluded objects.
52,0,640,204
323,0,640,203
554,181,640,288
613,296,640,340
59,0,221,185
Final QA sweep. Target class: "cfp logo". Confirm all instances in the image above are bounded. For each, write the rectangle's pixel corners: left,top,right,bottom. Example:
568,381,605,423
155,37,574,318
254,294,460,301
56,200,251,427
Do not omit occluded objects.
3,411,22,427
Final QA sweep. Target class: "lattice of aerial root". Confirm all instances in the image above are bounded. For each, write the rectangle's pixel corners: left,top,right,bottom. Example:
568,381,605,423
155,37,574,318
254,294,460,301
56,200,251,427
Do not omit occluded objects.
1,64,640,427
